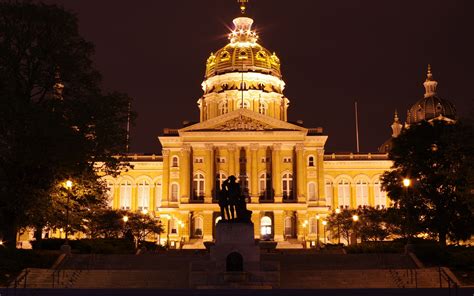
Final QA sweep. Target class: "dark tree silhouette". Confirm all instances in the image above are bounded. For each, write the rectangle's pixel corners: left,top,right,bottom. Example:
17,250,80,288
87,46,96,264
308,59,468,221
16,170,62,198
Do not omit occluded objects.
0,2,134,248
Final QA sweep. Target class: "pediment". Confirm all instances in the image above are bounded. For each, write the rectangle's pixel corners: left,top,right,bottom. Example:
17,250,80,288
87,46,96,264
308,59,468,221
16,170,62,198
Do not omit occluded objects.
179,109,307,133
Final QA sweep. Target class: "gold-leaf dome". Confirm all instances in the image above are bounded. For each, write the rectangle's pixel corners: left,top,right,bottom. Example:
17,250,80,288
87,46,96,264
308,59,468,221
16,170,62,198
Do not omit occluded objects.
205,17,281,79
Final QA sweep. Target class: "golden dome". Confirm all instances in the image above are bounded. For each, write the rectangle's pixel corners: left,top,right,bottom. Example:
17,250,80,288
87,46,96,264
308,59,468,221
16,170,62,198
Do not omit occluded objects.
205,17,281,79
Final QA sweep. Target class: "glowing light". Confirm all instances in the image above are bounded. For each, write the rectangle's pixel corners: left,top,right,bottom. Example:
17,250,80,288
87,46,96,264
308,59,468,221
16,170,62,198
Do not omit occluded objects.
403,178,411,187
352,215,359,222
335,208,341,214
322,220,327,226
65,180,73,189
0,240,3,246
123,216,129,223
141,209,148,215
316,214,320,220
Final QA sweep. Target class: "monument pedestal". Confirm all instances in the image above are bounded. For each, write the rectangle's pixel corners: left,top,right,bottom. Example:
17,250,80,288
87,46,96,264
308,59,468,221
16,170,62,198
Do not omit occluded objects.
189,222,280,288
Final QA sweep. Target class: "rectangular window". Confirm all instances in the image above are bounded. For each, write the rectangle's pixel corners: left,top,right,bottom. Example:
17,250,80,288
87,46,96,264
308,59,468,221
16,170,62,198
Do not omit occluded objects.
194,157,204,163
216,157,226,163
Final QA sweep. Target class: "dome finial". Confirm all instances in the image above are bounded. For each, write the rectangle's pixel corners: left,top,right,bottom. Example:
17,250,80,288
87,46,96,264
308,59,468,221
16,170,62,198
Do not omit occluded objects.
391,110,402,137
238,0,249,14
423,64,438,98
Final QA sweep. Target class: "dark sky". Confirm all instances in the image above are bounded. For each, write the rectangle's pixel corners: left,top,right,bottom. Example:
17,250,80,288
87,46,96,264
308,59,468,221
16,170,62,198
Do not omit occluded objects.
45,0,473,153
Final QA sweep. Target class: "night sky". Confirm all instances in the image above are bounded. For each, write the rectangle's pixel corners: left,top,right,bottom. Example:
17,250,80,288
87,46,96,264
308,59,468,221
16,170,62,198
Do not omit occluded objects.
44,0,473,153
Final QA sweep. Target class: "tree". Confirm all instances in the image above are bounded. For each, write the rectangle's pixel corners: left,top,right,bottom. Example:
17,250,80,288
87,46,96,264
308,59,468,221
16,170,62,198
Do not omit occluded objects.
327,208,357,244
83,209,127,239
123,213,163,248
0,2,134,248
382,120,474,246
356,207,390,242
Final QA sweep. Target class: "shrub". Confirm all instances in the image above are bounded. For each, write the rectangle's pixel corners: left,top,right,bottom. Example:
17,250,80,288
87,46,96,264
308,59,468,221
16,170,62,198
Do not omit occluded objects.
346,241,404,254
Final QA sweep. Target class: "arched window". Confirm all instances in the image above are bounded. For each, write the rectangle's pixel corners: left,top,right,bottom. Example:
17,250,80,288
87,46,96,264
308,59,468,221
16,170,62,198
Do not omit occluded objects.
193,173,205,198
356,180,369,207
309,217,318,234
171,156,179,168
325,180,333,208
374,180,387,209
308,182,317,201
193,217,204,237
219,101,228,115
337,179,350,208
170,183,179,202
284,216,293,237
261,216,272,238
155,180,162,210
258,101,267,115
106,180,114,208
308,156,315,167
137,180,150,211
282,173,293,198
119,180,132,210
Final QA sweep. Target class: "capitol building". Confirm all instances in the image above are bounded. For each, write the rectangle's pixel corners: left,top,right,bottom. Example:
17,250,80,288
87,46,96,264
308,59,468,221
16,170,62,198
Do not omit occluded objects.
102,10,456,248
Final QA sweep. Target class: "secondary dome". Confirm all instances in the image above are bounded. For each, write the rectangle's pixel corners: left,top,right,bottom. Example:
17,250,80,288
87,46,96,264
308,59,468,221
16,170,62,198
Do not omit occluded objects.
407,66,456,124
205,17,281,79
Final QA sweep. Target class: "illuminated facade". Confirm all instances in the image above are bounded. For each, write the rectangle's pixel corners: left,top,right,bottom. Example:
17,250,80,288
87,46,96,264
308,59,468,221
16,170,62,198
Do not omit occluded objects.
102,13,397,248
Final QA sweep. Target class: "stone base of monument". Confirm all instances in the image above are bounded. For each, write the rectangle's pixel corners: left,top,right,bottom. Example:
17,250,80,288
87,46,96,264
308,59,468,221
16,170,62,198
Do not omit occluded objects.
189,222,280,289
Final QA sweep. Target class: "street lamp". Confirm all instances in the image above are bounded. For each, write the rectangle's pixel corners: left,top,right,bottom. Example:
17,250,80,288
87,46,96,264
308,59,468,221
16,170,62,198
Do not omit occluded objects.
322,220,327,244
302,220,308,248
64,180,73,245
335,208,341,244
352,215,359,245
315,214,320,247
403,178,413,252
123,215,129,223
141,209,148,215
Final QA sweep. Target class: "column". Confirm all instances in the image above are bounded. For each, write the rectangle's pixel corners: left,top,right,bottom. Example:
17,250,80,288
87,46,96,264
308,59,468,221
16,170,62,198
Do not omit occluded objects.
296,143,306,203
150,185,155,213
272,144,282,202
235,146,240,178
250,143,259,203
203,210,214,241
274,210,284,241
228,144,236,177
251,210,261,239
204,144,214,203
131,184,137,211
180,145,191,203
316,149,326,206
162,149,170,206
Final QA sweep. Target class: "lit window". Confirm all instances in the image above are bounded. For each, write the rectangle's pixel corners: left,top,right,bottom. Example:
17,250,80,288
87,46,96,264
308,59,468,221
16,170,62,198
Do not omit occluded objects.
309,218,318,234
261,216,272,236
137,180,150,211
308,156,315,167
120,180,132,210
238,100,250,109
193,217,203,237
170,183,179,202
193,173,205,198
284,216,293,237
155,180,162,210
325,180,333,208
337,179,350,208
259,172,270,195
374,180,387,209
356,180,369,207
308,182,316,201
282,173,293,198
216,172,227,191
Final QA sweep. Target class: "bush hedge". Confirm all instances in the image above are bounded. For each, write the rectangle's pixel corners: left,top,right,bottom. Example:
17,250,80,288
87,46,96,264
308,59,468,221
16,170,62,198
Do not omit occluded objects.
31,238,135,254
346,241,404,254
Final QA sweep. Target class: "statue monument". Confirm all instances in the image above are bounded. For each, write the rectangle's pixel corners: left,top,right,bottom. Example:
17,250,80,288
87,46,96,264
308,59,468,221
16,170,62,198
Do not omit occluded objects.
189,175,279,288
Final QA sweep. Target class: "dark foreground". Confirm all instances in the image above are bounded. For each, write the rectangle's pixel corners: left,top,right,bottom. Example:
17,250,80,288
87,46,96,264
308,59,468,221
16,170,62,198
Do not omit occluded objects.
1,288,472,296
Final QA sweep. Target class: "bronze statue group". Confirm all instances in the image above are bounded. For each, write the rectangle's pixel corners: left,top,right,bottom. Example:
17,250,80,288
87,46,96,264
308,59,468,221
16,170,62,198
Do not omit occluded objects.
217,175,252,223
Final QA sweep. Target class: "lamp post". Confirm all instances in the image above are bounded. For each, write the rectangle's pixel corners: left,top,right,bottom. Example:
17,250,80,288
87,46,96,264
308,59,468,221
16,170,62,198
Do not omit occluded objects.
352,214,359,245
302,220,308,248
322,220,327,244
403,178,414,252
335,208,341,244
64,180,73,244
315,214,320,247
